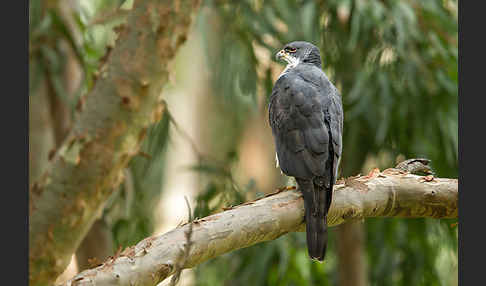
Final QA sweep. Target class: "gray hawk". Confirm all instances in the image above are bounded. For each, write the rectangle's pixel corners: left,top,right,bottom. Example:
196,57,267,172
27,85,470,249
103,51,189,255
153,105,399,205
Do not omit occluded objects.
269,41,343,261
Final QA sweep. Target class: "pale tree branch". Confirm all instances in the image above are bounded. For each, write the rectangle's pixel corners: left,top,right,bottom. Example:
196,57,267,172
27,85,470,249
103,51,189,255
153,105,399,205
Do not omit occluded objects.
28,1,201,285
61,170,457,286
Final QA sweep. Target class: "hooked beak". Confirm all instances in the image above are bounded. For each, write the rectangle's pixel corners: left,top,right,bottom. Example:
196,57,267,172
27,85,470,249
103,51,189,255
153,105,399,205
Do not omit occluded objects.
275,49,287,61
276,49,296,65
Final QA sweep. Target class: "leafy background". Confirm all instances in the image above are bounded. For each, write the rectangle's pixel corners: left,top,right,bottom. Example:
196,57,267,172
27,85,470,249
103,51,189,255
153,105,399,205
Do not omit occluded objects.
29,0,458,285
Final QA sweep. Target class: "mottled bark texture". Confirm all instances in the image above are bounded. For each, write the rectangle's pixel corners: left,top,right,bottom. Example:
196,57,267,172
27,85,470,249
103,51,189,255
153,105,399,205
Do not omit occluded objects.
61,170,457,286
29,1,201,285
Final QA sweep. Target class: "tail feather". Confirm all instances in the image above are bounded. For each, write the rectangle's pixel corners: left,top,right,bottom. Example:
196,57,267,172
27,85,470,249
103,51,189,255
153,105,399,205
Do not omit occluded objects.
298,178,330,261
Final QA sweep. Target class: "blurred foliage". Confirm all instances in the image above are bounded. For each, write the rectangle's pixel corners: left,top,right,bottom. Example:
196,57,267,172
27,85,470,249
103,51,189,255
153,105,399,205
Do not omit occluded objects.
29,0,82,109
29,0,128,109
29,0,458,285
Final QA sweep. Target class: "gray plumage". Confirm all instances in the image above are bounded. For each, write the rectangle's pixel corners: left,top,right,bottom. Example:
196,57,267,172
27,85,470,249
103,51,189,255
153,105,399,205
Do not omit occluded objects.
269,41,343,261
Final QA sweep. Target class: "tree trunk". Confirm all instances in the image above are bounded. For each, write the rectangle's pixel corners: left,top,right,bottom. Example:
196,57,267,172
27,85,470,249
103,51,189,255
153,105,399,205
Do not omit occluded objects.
337,221,367,286
29,1,201,285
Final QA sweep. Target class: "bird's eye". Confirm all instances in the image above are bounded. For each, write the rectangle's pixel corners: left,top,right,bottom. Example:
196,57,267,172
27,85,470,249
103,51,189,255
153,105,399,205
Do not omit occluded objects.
285,47,297,53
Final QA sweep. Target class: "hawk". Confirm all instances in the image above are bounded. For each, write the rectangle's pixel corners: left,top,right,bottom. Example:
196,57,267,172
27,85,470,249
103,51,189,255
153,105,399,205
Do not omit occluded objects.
269,41,343,261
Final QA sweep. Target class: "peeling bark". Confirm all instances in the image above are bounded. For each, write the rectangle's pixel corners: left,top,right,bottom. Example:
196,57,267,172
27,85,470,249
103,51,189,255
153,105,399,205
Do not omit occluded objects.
28,1,201,285
61,171,457,286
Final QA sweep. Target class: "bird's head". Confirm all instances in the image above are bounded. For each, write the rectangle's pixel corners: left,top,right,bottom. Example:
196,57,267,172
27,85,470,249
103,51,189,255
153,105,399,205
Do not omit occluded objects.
276,41,322,68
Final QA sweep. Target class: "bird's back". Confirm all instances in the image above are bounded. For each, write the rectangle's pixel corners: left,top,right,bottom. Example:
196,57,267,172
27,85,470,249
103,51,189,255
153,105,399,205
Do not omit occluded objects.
269,64,342,180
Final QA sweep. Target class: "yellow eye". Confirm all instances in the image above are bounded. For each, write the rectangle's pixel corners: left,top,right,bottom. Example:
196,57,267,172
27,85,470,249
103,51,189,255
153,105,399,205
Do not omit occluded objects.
285,47,297,53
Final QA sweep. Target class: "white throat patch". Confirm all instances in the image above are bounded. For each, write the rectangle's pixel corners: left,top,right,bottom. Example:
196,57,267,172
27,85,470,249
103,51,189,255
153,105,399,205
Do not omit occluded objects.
278,57,300,80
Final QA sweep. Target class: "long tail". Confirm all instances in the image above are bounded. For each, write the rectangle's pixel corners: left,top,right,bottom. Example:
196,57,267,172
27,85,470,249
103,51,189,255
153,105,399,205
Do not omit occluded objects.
297,177,331,261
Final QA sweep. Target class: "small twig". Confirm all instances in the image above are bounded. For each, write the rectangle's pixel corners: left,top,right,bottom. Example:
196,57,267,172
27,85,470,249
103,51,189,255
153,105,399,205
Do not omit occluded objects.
169,196,194,286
